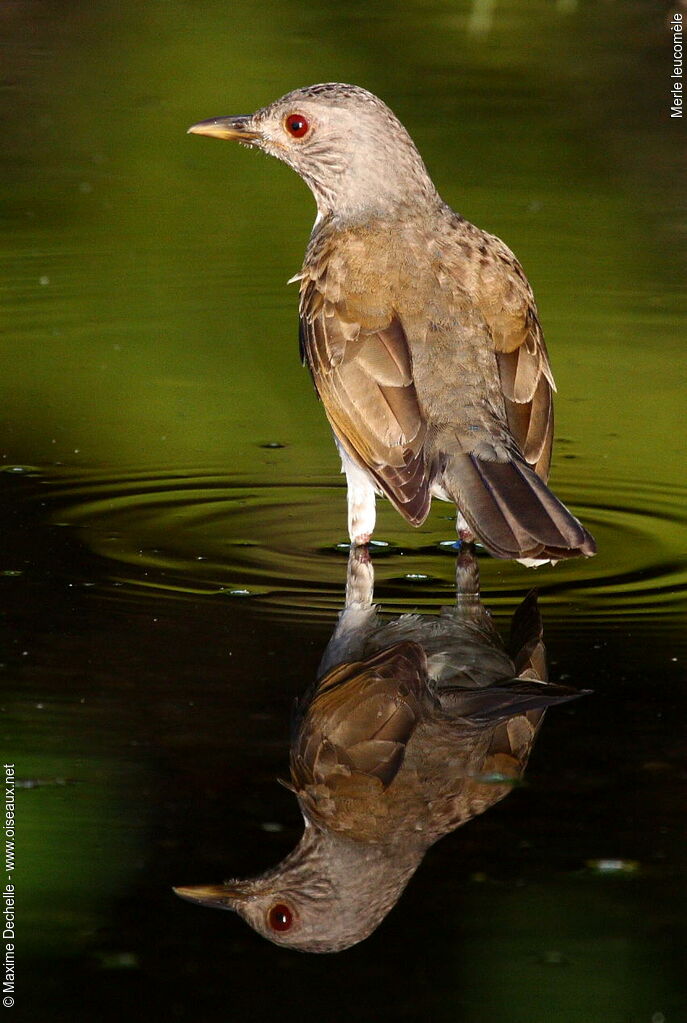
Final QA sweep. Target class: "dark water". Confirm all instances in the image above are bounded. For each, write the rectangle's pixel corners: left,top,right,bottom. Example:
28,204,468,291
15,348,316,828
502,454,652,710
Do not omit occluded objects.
2,0,685,1020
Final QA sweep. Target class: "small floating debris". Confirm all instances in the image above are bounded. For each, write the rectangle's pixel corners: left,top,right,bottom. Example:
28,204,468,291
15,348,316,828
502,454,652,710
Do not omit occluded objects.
15,777,70,789
404,573,429,581
259,441,286,449
220,588,252,598
538,950,569,967
586,858,639,875
93,951,140,971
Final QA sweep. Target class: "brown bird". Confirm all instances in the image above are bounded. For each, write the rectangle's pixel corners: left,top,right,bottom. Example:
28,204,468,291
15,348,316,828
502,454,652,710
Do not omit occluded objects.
174,550,582,952
188,84,595,563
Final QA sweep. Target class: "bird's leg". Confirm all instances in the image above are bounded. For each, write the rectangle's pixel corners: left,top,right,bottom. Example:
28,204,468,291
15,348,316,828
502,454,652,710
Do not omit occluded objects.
317,546,377,677
338,443,377,545
344,544,375,610
455,509,476,545
348,484,376,546
453,511,482,615
455,550,480,601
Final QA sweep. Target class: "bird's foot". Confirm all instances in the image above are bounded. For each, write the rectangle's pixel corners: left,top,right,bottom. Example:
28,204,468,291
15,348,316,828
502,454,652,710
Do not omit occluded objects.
448,529,476,553
455,510,475,545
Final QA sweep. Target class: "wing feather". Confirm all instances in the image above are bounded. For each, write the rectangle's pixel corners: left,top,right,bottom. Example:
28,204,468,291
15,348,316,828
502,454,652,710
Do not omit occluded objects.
300,274,430,524
489,277,555,482
290,642,427,832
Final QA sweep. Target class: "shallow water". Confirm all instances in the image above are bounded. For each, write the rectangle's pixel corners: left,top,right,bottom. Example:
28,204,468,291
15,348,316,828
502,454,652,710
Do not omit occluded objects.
2,0,686,1020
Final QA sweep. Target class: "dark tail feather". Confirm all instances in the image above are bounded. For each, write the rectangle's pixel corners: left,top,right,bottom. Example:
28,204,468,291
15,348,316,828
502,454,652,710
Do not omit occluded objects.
438,676,582,725
509,589,547,682
445,452,596,561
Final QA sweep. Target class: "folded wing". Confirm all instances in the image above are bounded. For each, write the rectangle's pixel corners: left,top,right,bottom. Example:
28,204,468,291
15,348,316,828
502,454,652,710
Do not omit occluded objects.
299,272,430,525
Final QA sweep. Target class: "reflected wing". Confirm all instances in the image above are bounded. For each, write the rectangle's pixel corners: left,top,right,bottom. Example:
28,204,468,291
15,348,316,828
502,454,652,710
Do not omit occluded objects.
290,642,427,832
299,273,430,525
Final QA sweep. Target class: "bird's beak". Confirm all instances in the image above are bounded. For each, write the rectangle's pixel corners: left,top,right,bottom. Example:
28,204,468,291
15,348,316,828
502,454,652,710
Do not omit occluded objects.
187,115,261,143
173,883,246,910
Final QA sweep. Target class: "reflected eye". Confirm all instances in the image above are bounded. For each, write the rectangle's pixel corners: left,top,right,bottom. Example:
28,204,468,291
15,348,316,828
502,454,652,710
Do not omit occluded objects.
285,114,310,138
267,903,293,932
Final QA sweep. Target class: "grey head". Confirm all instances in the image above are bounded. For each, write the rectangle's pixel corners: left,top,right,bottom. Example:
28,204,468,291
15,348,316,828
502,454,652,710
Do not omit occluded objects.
174,819,420,954
188,83,440,220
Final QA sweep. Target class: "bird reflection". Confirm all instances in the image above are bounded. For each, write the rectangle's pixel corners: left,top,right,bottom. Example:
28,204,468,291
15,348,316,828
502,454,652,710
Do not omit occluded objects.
175,550,579,953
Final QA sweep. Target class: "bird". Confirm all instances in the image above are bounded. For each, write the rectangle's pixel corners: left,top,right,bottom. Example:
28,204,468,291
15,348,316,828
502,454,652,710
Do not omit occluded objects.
188,84,596,563
174,549,582,953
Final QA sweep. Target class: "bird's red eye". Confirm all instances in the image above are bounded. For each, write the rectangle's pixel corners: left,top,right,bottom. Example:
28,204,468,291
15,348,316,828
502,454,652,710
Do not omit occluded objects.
285,114,309,138
267,903,293,932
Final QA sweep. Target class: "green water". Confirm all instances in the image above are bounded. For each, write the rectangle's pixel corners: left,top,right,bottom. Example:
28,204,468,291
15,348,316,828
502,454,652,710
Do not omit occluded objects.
1,0,685,1020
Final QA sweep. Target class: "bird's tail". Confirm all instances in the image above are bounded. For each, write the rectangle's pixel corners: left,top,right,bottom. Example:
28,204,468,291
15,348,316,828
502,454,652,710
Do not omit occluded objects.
441,451,595,562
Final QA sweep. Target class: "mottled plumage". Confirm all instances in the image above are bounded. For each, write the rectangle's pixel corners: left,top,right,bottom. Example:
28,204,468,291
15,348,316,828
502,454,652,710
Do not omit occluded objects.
189,84,595,562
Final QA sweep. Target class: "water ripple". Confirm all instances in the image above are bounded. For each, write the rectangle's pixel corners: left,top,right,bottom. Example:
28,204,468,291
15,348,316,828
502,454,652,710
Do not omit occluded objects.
14,466,687,622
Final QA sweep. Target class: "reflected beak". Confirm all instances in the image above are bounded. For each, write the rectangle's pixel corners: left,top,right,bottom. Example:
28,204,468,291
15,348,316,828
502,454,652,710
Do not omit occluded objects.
173,883,245,910
187,116,261,142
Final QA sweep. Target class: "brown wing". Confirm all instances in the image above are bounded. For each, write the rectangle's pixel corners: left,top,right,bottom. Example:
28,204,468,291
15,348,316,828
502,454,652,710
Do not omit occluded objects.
474,241,556,481
299,272,430,525
290,642,427,834
495,307,554,481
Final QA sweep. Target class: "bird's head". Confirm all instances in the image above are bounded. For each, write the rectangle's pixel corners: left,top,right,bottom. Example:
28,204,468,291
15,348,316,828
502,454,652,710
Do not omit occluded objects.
174,821,419,953
188,83,439,220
